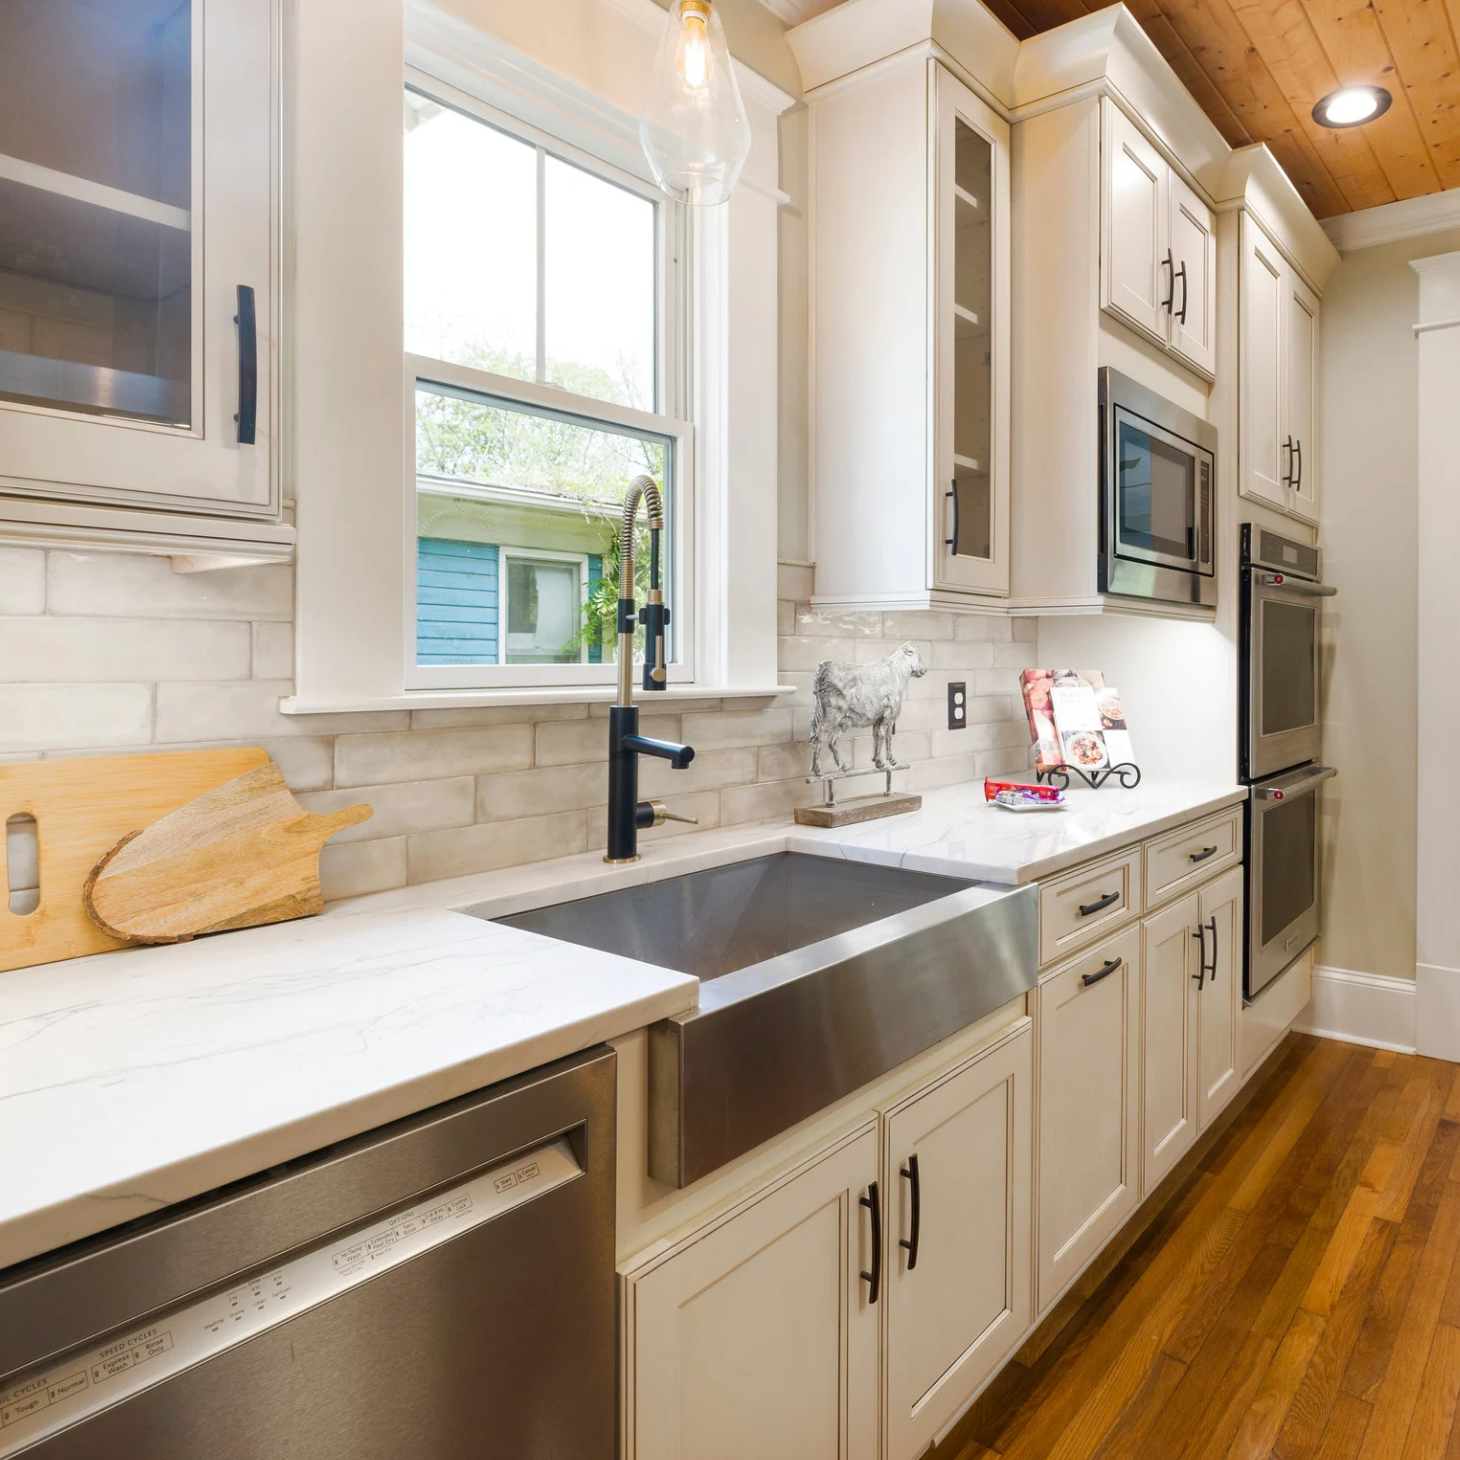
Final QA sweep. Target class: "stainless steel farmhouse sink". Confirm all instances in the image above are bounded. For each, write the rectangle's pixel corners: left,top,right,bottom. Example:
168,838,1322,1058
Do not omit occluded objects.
489,853,1037,1187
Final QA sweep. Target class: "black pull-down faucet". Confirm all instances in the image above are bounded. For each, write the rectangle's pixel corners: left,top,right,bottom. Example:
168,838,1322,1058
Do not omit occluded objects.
605,474,696,864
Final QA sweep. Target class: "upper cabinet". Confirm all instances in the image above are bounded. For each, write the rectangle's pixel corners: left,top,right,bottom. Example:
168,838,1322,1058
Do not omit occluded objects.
1237,208,1324,526
1102,104,1216,380
790,1,1015,613
0,0,290,565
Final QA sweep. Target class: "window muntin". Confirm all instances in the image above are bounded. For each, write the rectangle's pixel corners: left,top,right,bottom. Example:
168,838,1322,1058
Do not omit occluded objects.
403,82,684,684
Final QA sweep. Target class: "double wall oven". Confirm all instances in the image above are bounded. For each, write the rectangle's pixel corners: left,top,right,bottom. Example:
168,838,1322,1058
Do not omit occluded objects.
1240,525,1336,997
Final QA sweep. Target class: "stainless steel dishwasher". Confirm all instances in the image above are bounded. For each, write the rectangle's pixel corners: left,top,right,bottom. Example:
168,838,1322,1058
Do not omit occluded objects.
0,1046,616,1460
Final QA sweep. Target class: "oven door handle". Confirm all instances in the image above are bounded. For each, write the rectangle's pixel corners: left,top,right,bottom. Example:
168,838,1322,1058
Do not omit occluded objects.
1254,572,1337,597
1254,766,1337,801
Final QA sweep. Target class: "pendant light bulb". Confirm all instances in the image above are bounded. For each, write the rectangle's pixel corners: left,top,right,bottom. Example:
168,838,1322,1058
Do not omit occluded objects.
639,0,751,207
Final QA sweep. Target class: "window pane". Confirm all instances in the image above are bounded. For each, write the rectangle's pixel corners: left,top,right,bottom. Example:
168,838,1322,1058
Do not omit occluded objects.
0,0,192,426
403,92,535,379
544,156,656,412
415,383,672,668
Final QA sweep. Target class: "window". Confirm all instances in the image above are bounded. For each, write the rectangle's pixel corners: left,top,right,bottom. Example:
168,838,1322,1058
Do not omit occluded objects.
403,85,689,687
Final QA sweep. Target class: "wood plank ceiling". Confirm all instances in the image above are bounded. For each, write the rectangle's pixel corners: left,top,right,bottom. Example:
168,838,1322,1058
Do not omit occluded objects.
974,0,1460,217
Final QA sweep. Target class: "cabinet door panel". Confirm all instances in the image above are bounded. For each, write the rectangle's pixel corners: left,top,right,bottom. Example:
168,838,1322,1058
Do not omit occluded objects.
935,63,1010,597
1036,926,1141,1314
1197,867,1244,1130
1168,172,1216,378
1240,218,1288,510
883,1024,1033,1460
1141,894,1199,1196
1102,103,1168,345
624,1126,880,1460
1285,271,1320,524
0,0,275,517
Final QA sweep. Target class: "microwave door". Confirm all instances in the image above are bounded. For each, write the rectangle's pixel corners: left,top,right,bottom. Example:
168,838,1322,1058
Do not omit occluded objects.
1111,409,1201,573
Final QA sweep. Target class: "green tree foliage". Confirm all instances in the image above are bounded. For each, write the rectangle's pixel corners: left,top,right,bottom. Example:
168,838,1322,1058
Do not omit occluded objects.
415,347,664,659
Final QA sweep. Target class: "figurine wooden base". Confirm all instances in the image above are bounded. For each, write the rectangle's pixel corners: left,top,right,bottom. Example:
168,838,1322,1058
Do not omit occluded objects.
794,792,922,828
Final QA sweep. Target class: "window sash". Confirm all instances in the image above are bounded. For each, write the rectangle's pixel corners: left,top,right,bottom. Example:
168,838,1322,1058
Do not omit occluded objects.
497,546,590,666
403,354,695,691
401,68,691,691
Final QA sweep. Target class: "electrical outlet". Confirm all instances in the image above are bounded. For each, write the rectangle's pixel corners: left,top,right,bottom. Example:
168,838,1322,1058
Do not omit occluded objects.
947,682,967,731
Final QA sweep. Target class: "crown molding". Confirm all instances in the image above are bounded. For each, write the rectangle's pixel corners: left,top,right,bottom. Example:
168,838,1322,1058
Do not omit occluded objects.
1323,188,1460,253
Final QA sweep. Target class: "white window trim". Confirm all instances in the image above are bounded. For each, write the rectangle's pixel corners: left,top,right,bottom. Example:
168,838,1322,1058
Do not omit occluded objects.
284,0,793,714
497,545,590,666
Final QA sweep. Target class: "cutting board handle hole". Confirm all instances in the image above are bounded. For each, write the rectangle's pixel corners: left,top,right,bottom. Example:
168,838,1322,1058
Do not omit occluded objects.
6,814,39,916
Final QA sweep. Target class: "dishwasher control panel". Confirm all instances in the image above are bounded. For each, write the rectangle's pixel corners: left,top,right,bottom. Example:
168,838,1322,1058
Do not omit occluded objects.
0,1138,580,1457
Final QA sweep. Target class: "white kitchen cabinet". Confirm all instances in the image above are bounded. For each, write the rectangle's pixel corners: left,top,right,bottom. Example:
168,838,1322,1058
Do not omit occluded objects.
803,50,1011,610
1139,893,1200,1196
1100,102,1215,380
881,1023,1032,1460
621,1124,881,1460
1239,213,1321,524
1195,867,1243,1131
1034,926,1140,1315
1284,269,1320,524
0,0,288,561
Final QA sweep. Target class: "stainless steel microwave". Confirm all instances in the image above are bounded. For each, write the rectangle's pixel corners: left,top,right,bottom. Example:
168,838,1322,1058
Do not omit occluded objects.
1099,368,1217,607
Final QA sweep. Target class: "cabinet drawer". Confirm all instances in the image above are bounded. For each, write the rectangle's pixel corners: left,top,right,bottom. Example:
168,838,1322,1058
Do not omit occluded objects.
1144,809,1241,909
1039,847,1141,966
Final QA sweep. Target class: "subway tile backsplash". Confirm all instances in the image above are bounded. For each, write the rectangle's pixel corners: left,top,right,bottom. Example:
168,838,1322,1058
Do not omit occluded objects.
2,550,1037,899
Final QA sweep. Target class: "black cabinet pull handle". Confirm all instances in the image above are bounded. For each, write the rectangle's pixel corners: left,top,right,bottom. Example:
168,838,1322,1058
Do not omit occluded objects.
1078,890,1120,917
1191,923,1206,988
945,482,959,552
1282,435,1293,488
860,1181,881,1303
1206,915,1218,982
234,285,257,446
1293,439,1302,492
1082,956,1122,987
1174,261,1188,324
1189,845,1218,864
899,1155,921,1271
1160,249,1174,313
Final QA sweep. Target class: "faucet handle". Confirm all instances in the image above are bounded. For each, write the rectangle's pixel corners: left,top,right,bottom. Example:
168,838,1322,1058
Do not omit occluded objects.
645,799,699,828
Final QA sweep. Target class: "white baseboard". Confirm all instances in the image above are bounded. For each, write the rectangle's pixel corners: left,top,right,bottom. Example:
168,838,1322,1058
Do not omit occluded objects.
1293,966,1417,1054
1416,963,1460,1061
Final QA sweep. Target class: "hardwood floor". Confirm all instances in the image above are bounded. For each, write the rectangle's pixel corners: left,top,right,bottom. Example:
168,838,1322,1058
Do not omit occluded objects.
935,1034,1460,1460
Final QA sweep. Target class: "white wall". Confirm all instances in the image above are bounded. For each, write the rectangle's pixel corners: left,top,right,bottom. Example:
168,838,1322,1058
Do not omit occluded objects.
1318,225,1460,983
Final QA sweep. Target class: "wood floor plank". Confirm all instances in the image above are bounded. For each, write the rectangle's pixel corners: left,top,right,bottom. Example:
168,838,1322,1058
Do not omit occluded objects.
1399,1321,1460,1460
1180,1329,1281,1460
1274,1217,1399,1460
1344,1119,1460,1402
1227,1306,1328,1460
1378,1077,1445,1221
1314,1394,1375,1460
1086,1352,1187,1460
1303,1185,1382,1318
1354,1178,1460,1459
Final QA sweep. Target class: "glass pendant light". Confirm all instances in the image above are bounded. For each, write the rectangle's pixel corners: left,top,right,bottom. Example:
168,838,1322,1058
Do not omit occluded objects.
639,0,751,207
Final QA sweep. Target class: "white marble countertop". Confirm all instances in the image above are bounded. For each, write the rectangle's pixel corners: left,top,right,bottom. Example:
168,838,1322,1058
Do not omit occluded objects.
0,909,695,1271
0,774,1243,1272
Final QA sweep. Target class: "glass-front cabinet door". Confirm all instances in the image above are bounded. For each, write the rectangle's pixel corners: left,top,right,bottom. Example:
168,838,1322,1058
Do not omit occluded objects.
934,64,1009,597
0,0,275,519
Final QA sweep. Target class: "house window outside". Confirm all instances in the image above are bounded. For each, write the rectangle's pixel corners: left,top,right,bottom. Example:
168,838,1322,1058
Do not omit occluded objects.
403,86,687,684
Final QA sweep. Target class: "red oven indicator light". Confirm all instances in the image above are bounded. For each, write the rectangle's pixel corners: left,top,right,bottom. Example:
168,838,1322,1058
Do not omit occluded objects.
1273,790,1284,799
1273,573,1285,584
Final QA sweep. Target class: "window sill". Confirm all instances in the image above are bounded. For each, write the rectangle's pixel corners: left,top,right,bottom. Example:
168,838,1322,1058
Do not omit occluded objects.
279,684,796,714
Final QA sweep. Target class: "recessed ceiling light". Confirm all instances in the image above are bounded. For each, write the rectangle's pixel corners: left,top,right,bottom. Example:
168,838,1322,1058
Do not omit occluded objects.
1312,86,1393,128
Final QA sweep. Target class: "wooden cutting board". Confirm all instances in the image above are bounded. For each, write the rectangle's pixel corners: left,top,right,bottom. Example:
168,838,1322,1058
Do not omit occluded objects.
1,748,270,972
84,762,372,944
